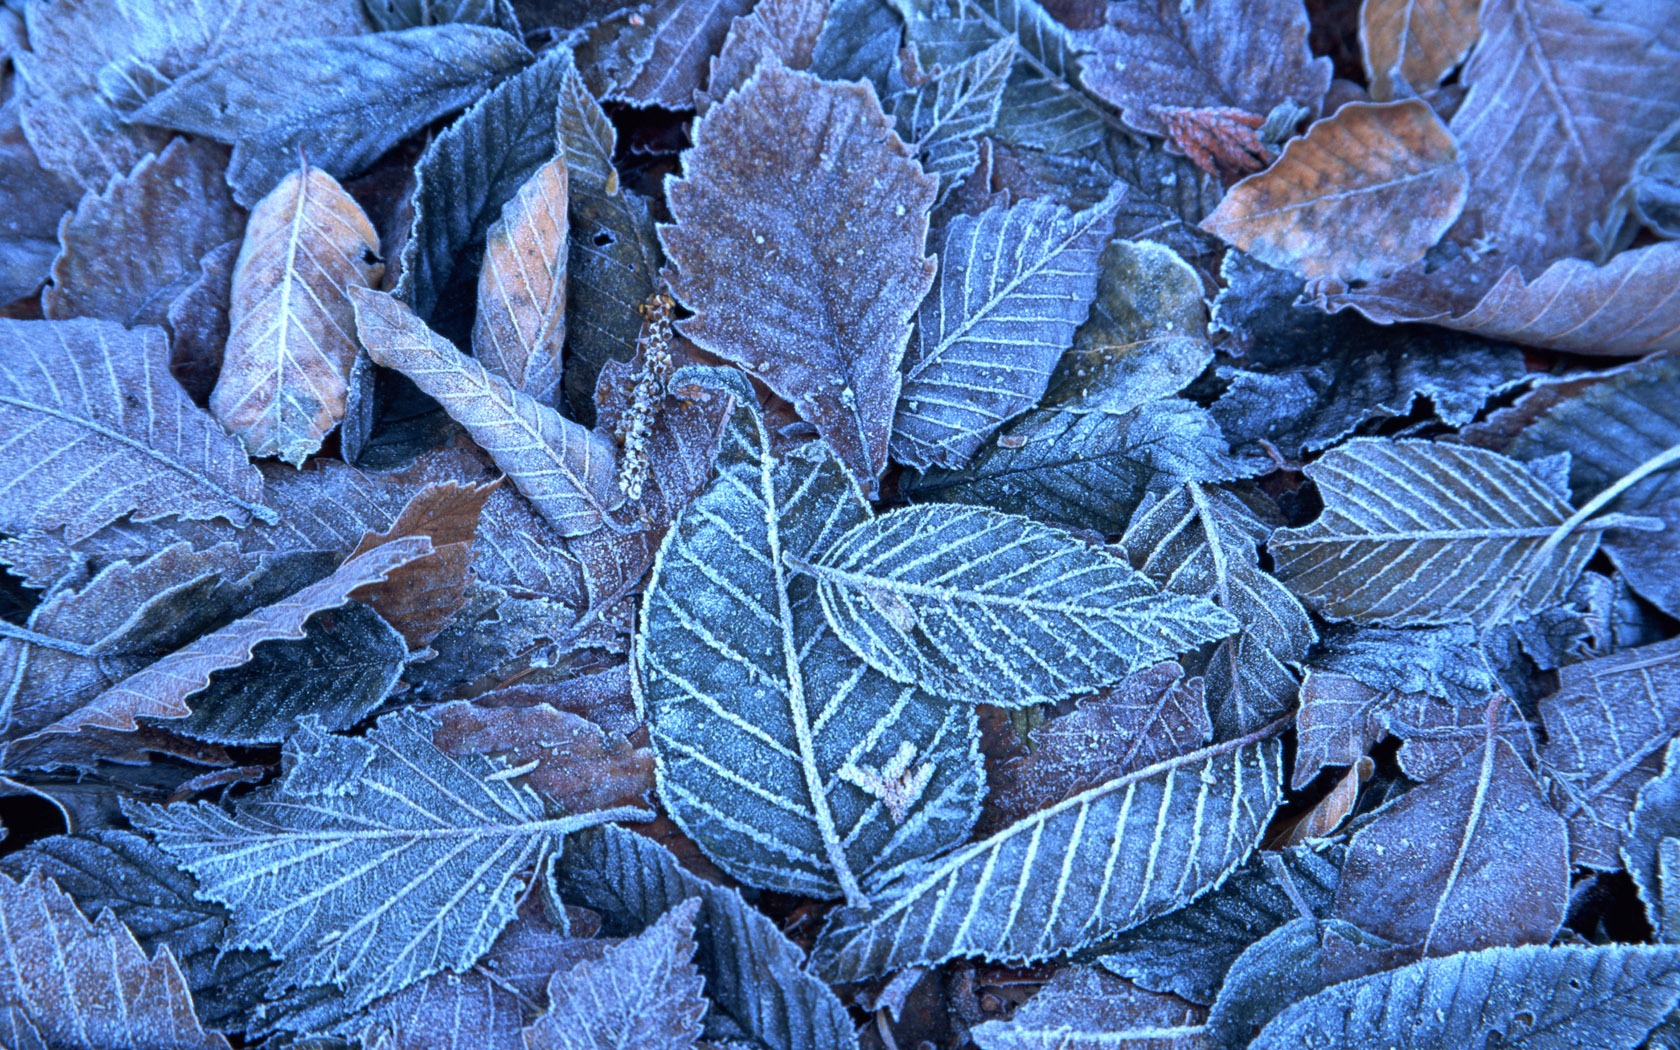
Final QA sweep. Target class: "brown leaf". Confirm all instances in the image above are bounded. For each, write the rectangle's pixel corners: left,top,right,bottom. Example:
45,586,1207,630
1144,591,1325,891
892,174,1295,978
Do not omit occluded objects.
1332,720,1569,962
699,0,829,111
33,536,433,736
1200,100,1467,282
1361,0,1480,100
473,153,567,407
210,161,382,465
1083,0,1330,142
349,480,496,647
1270,755,1371,848
0,871,229,1049
353,287,624,536
431,699,654,814
0,99,80,304
42,137,243,327
1540,636,1680,869
992,662,1211,826
1156,106,1268,179
661,61,937,491
1323,240,1680,354
166,239,239,405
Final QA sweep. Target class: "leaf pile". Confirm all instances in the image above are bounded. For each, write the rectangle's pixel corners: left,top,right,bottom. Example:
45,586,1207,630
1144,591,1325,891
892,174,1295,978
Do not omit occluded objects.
2,0,1679,1046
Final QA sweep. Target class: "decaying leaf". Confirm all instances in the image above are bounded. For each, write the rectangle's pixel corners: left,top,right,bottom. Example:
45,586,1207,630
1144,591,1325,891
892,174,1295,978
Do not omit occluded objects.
805,502,1238,706
211,162,383,465
430,699,654,815
1201,100,1467,282
43,137,243,328
473,154,567,406
129,709,649,1010
1082,0,1329,143
1361,0,1479,100
661,61,937,490
0,870,229,1049
523,898,707,1050
637,367,982,903
346,480,494,646
0,318,274,542
353,288,624,536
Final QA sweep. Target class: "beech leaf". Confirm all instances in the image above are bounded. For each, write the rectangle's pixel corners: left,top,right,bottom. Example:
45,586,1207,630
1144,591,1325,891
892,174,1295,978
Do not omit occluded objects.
352,288,624,537
210,161,383,465
892,188,1122,470
638,367,983,903
127,709,650,1009
812,726,1285,981
131,26,534,205
0,318,274,543
803,502,1239,707
0,871,229,1050
1269,438,1605,627
661,60,937,490
1361,0,1479,100
1248,943,1680,1050
701,0,829,110
1200,100,1468,283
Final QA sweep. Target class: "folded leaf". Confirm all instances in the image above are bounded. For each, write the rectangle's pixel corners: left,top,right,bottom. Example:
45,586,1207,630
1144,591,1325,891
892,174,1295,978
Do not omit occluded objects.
1122,482,1315,737
804,502,1238,707
43,137,243,328
352,288,623,536
639,367,983,902
1249,943,1680,1050
554,824,859,1050
131,26,533,205
812,725,1285,981
661,60,936,490
127,708,650,1009
398,46,570,322
1200,100,1467,283
892,188,1121,469
0,871,229,1050
1540,636,1680,869
0,318,273,542
1269,438,1603,627
211,161,383,465
473,154,567,406
523,898,706,1050
34,535,432,735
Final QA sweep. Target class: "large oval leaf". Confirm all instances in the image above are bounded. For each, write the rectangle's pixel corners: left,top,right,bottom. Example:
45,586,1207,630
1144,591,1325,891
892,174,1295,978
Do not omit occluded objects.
638,367,983,904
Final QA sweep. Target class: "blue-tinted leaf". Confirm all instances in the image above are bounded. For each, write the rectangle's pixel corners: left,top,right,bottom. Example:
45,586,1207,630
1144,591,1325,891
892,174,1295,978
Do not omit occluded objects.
131,26,533,205
127,709,649,1009
554,824,859,1050
892,189,1121,469
638,367,982,903
807,502,1238,706
907,402,1242,536
892,36,1013,198
363,0,520,31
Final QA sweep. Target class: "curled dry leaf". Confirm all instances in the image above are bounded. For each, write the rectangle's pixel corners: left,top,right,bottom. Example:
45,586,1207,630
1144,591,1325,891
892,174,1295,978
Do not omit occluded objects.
1361,0,1480,100
211,162,383,466
352,288,623,537
473,153,567,406
347,480,495,647
1200,100,1468,282
661,60,937,491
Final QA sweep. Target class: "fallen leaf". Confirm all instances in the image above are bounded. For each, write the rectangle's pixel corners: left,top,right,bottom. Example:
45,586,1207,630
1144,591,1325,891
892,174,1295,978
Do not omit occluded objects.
211,161,383,465
473,154,567,406
1156,105,1269,179
348,480,495,646
661,60,937,490
1200,100,1467,282
701,0,829,109
429,699,655,814
1272,756,1372,847
1361,0,1479,100
972,967,1206,1049
42,137,243,328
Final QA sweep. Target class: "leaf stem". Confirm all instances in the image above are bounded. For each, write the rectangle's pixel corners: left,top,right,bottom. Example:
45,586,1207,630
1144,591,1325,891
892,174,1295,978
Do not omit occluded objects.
0,621,98,657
